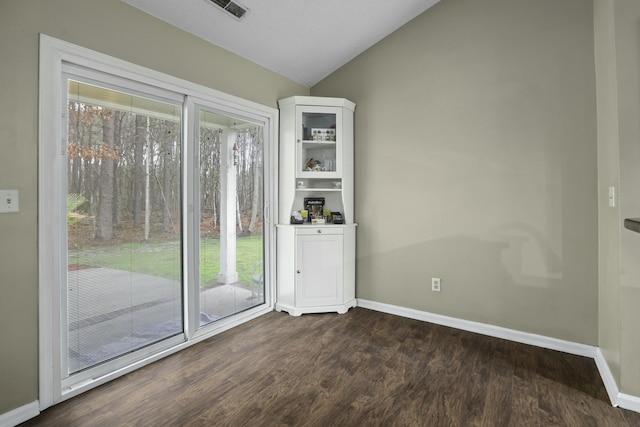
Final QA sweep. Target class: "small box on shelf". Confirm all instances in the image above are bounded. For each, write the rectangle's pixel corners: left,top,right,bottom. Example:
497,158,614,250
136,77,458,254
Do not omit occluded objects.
291,211,304,224
304,197,325,223
311,128,335,141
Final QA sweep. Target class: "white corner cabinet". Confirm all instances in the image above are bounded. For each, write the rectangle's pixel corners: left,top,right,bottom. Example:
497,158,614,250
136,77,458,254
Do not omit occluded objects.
276,96,357,316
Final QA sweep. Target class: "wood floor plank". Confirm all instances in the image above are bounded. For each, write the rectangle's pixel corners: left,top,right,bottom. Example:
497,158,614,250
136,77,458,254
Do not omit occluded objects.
20,308,640,426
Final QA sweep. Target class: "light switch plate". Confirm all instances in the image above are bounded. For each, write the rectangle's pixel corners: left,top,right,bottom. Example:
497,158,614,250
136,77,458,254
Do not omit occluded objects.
0,189,19,213
609,186,616,208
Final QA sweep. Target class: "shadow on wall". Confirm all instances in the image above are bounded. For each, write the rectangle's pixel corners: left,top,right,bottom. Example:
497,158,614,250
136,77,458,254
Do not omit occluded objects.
357,226,595,342
493,222,564,285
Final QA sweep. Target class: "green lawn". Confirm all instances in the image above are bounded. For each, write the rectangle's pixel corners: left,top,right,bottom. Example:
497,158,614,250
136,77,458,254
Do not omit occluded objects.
68,235,263,286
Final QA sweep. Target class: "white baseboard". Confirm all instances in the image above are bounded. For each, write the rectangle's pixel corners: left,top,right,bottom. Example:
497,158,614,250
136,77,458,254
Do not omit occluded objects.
618,392,640,414
357,299,640,415
594,348,619,407
357,299,598,357
0,400,39,427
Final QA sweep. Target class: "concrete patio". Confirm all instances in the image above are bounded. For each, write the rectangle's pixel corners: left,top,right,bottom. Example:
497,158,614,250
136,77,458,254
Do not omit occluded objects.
67,267,261,372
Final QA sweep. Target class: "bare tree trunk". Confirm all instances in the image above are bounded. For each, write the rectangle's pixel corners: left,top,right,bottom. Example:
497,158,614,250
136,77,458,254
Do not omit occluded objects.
83,148,94,217
68,103,82,193
248,161,261,233
248,128,262,234
237,198,244,233
144,117,151,241
95,111,115,240
212,129,221,232
212,192,218,232
162,122,172,231
112,112,124,225
133,115,146,228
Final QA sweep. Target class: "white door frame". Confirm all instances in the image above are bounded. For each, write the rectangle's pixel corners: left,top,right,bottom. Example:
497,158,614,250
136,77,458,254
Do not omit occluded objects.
39,34,278,410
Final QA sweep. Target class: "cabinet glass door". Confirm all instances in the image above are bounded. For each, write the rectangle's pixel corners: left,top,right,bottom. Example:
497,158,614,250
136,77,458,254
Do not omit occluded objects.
297,106,341,178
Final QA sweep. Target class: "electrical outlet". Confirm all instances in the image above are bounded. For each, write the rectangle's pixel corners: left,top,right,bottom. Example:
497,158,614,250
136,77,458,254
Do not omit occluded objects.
431,277,441,292
0,189,19,213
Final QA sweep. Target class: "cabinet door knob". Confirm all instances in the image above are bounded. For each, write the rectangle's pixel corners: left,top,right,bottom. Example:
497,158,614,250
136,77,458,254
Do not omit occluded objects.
297,270,301,274
317,229,322,234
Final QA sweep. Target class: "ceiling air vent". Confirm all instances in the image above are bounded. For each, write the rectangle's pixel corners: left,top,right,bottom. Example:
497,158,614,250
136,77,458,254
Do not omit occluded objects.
207,0,248,20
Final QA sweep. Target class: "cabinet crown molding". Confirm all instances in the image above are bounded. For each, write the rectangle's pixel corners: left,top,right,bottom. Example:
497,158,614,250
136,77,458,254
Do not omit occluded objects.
278,96,355,112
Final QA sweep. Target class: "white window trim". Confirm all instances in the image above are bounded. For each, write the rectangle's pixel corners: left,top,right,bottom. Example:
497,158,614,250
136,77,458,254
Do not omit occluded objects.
38,34,278,410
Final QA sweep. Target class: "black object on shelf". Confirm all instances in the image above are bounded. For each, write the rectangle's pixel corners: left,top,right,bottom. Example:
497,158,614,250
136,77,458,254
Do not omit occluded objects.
304,197,325,222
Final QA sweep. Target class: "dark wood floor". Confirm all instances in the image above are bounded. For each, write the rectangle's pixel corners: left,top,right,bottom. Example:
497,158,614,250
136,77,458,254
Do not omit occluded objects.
21,307,640,426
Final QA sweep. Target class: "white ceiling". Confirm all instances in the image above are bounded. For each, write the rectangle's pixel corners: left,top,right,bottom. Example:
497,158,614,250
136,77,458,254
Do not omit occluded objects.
123,0,441,87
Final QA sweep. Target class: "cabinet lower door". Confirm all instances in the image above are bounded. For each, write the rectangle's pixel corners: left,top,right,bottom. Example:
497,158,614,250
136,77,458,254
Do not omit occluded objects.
296,233,344,307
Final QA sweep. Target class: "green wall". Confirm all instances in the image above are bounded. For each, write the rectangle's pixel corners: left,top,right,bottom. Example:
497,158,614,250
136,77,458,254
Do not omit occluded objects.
313,0,598,343
0,0,307,416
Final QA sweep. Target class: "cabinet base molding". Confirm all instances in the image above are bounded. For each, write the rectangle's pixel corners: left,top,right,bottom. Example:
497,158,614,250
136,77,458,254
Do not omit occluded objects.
275,299,357,317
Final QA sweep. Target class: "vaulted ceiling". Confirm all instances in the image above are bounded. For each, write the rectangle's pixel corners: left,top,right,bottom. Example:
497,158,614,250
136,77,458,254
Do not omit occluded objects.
123,0,441,87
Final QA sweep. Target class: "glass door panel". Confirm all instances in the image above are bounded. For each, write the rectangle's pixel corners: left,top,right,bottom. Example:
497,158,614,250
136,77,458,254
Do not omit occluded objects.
297,107,340,178
65,79,183,374
197,109,264,326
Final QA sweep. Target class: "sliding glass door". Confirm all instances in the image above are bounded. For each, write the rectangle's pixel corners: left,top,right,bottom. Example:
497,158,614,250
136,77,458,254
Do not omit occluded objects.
196,108,265,326
39,37,276,406
64,77,184,376
57,68,270,390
